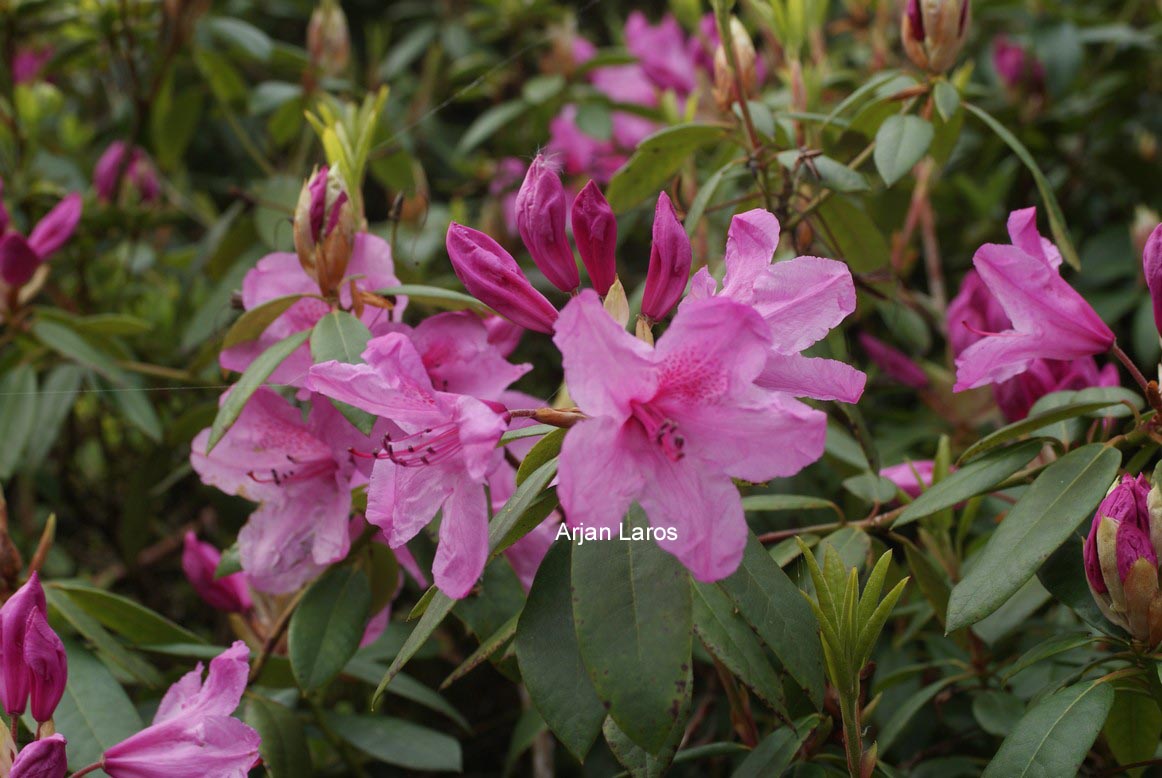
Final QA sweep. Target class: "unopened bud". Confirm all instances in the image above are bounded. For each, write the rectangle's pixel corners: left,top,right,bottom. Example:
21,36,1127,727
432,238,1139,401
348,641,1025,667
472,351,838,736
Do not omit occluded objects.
294,165,354,296
516,155,580,292
23,607,66,724
712,17,757,111
901,0,971,74
9,733,66,778
446,223,559,334
182,532,253,614
570,180,618,295
307,0,350,77
640,192,692,321
1141,222,1162,337
0,573,46,716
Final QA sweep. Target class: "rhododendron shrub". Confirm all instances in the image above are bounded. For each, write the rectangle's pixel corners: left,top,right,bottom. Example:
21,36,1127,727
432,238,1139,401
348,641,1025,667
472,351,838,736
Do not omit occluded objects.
2,0,1161,776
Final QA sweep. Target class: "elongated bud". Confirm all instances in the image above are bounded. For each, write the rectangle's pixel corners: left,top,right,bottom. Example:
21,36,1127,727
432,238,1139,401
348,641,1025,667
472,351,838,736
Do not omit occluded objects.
294,165,355,297
24,607,66,723
1141,223,1162,336
1086,473,1159,637
9,734,67,778
446,223,559,334
570,180,617,295
901,0,971,74
712,17,757,111
516,155,579,292
182,532,253,614
0,573,46,716
859,333,929,389
641,193,692,321
307,0,350,77
0,234,41,288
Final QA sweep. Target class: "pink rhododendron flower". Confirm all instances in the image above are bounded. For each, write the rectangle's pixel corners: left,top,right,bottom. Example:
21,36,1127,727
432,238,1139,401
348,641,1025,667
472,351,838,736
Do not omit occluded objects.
1142,223,1162,336
554,290,828,580
953,208,1114,391
307,333,511,598
625,12,697,96
880,460,937,499
12,47,52,85
181,532,253,613
0,193,82,288
687,209,866,404
993,357,1119,422
102,641,260,778
859,332,929,389
191,390,369,593
546,106,627,183
93,142,160,204
219,233,403,386
10,734,67,778
0,573,47,716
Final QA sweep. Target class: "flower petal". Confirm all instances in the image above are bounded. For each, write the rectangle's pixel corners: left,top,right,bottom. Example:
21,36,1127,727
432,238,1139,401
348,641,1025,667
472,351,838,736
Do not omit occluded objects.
432,482,490,599
558,417,645,534
757,353,867,403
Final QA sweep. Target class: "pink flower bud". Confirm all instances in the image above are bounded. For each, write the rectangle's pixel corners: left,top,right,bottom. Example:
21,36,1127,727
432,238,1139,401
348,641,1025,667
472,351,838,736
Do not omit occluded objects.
992,36,1045,92
293,166,354,296
27,194,82,259
23,607,66,723
446,222,559,334
1116,523,1158,583
1142,223,1162,336
858,332,929,389
640,192,692,321
570,180,618,295
181,533,252,614
901,0,971,74
1085,473,1156,632
0,233,42,288
515,155,579,292
0,573,46,716
9,734,67,778
94,143,159,204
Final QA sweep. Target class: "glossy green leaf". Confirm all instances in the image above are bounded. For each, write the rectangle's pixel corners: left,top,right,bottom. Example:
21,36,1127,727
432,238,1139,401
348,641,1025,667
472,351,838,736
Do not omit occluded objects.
815,197,890,272
946,444,1121,632
310,310,372,364
47,588,163,687
50,582,206,647
110,384,162,442
1103,690,1162,773
896,440,1043,527
515,542,606,762
0,365,37,479
289,566,372,692
605,123,729,212
374,284,491,314
874,115,934,186
373,592,455,707
31,319,129,385
220,294,305,350
326,713,463,772
244,694,313,778
877,675,962,752
981,680,1113,777
973,690,1027,737
1002,633,1095,682
515,428,565,487
741,494,843,519
601,664,692,776
719,533,824,708
573,512,693,753
22,364,81,469
934,80,961,122
206,329,310,453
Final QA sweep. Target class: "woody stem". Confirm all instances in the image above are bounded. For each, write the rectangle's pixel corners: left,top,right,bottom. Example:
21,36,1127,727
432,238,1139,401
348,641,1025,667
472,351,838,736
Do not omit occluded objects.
68,763,104,778
1112,343,1158,411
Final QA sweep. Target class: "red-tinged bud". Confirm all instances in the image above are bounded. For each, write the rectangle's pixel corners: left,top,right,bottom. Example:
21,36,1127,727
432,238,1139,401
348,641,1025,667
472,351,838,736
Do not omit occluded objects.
0,573,46,716
294,165,355,297
0,234,41,288
181,532,253,614
516,155,579,292
307,0,350,77
9,734,67,778
570,180,618,295
23,607,66,723
640,192,692,321
446,223,559,334
1141,222,1162,336
901,0,971,74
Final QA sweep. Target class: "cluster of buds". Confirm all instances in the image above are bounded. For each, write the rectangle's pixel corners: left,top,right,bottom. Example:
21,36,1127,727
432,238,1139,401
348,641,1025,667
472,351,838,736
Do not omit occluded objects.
293,165,356,299
900,0,971,74
94,143,161,205
712,16,758,112
307,0,351,78
0,574,68,775
1084,471,1162,644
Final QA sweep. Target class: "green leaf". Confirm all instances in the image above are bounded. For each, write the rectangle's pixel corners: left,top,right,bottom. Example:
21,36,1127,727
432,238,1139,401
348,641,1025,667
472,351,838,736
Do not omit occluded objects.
504,708,547,777
515,542,606,762
52,639,144,775
441,612,517,690
974,690,1027,737
31,319,129,385
374,284,491,314
110,384,162,442
946,444,1121,632
842,472,898,503
289,566,372,692
964,102,1080,269
778,151,868,192
488,457,559,554
601,665,692,777
934,80,961,122
1037,534,1116,633
22,364,81,469
573,512,693,752
874,115,934,187
326,713,462,772
684,160,739,237
815,197,890,272
515,428,565,487
244,694,313,778
692,582,787,715
457,101,528,154
522,73,565,104
221,295,305,350
50,583,206,647
719,533,824,708
741,494,843,519
310,310,372,364
70,313,152,336
959,401,1123,463
733,719,818,777
46,588,163,687
605,123,729,212
215,543,243,578
877,675,962,752
373,593,455,707
1103,690,1162,773
903,543,951,626
896,440,1043,527
981,681,1113,777
206,329,311,453
0,365,37,478
1002,633,1095,682
206,17,274,61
